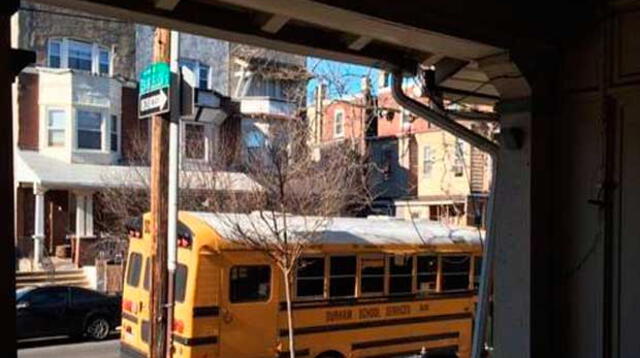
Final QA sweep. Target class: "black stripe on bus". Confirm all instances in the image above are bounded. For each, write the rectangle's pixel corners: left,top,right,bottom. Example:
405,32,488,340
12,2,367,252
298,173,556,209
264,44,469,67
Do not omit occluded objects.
362,345,458,358
121,312,138,324
279,313,471,337
278,349,310,357
352,332,459,350
193,306,219,317
279,291,474,311
172,334,218,346
120,342,146,358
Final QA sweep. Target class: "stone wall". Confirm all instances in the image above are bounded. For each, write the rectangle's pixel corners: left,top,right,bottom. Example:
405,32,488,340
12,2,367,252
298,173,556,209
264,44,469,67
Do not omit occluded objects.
17,1,136,80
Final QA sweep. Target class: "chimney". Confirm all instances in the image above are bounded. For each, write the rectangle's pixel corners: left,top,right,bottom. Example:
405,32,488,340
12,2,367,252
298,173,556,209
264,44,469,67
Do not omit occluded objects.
361,75,370,94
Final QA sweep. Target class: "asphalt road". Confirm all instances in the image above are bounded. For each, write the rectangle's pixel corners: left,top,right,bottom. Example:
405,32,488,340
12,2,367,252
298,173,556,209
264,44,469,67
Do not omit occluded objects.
18,336,120,358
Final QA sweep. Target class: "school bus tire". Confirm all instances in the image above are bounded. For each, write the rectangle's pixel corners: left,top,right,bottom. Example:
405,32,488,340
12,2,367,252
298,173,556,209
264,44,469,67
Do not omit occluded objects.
315,350,345,358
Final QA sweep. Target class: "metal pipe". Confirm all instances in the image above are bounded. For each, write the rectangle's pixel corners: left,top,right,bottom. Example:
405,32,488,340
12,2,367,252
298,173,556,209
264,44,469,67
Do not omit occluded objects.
165,29,180,358
391,71,499,358
391,72,499,157
470,157,498,358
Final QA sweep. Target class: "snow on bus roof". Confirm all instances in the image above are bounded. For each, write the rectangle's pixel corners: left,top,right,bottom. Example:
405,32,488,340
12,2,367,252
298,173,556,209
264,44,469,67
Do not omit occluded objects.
186,211,484,247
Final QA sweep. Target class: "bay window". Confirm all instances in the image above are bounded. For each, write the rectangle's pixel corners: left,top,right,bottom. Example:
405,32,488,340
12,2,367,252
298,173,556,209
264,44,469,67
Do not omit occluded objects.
46,38,111,75
77,110,103,150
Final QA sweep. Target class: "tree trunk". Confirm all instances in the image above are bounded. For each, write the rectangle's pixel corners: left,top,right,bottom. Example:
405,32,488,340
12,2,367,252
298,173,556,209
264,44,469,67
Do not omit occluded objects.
283,268,296,358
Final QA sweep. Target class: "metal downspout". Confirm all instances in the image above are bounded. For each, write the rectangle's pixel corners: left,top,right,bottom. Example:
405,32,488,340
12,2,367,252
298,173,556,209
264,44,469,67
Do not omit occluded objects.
390,71,498,358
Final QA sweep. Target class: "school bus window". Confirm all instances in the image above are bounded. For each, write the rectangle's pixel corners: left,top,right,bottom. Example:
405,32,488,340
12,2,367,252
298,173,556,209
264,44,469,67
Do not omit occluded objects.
360,255,384,296
441,255,471,291
296,257,325,299
143,257,150,291
417,255,438,293
175,264,188,303
388,255,413,295
473,256,483,290
126,252,143,287
230,265,271,303
329,256,356,298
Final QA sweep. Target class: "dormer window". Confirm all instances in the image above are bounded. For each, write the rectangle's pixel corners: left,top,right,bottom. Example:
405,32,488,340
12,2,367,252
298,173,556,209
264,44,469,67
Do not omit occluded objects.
47,38,111,75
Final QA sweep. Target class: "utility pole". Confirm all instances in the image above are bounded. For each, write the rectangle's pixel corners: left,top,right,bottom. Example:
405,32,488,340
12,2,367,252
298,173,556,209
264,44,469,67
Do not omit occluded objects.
149,27,171,358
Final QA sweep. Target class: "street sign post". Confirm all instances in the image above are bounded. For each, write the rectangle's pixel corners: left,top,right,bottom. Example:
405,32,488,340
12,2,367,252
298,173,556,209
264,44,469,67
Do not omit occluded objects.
139,62,171,118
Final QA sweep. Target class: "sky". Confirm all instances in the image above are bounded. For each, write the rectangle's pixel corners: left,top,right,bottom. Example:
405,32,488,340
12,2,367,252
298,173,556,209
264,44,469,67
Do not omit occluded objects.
306,57,380,102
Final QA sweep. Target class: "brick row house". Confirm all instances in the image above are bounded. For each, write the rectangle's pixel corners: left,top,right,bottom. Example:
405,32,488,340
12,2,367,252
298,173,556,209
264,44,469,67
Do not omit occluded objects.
12,3,307,266
308,73,494,228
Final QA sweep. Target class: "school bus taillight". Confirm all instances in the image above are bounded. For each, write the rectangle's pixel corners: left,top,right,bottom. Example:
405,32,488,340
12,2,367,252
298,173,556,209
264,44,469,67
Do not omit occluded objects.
122,299,133,312
172,319,184,334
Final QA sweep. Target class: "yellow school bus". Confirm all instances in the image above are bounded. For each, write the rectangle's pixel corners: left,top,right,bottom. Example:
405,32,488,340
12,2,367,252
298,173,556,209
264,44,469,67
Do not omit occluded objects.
120,211,483,358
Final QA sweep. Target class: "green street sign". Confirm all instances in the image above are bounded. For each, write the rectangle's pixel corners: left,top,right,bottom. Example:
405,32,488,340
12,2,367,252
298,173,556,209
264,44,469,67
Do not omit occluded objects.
139,62,171,118
139,62,170,96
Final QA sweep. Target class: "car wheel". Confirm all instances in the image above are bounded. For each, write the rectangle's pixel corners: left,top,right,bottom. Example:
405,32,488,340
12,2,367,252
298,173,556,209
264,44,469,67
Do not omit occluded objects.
85,317,111,340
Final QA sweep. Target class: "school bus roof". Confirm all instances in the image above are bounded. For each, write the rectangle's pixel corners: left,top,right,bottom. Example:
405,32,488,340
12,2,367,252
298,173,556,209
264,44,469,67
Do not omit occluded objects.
181,211,484,249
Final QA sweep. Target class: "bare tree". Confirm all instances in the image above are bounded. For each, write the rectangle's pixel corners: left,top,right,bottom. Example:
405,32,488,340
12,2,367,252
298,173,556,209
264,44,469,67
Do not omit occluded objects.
202,118,370,358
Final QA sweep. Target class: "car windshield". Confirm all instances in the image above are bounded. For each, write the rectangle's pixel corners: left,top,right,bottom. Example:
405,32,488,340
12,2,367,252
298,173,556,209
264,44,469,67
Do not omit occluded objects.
16,288,31,302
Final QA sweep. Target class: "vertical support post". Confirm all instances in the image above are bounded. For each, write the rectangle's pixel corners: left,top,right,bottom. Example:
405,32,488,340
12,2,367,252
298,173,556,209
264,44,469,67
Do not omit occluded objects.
149,27,171,358
33,184,46,270
166,29,180,358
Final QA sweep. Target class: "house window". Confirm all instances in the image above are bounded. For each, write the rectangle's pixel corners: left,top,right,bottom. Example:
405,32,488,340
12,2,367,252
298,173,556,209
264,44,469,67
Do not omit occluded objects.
453,139,465,177
360,255,385,296
334,110,344,137
388,255,413,295
68,40,93,71
199,64,210,90
77,110,103,150
296,257,325,299
47,109,66,147
48,39,62,68
47,38,111,75
99,48,110,75
401,110,412,132
184,123,206,160
179,59,210,89
244,129,266,160
110,115,119,152
329,256,356,298
423,146,435,177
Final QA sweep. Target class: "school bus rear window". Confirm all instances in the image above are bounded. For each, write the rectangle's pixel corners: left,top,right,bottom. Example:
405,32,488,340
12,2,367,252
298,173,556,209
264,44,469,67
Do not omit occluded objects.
230,265,271,303
143,257,150,291
175,264,188,302
126,252,143,287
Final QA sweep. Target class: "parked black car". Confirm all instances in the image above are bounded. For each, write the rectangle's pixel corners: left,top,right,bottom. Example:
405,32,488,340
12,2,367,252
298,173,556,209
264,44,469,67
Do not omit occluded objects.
16,286,121,341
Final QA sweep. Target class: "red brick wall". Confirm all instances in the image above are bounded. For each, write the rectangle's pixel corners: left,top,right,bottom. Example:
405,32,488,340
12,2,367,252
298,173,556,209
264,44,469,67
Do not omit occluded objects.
321,100,367,142
18,73,39,150
120,86,147,163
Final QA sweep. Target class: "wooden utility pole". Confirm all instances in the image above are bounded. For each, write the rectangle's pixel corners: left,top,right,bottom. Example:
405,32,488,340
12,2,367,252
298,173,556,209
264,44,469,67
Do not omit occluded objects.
149,27,171,358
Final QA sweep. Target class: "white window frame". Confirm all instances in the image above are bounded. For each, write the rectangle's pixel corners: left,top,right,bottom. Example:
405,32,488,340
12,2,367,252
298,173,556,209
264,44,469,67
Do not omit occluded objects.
46,108,67,147
182,121,208,162
334,109,345,138
47,38,111,76
75,108,105,152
